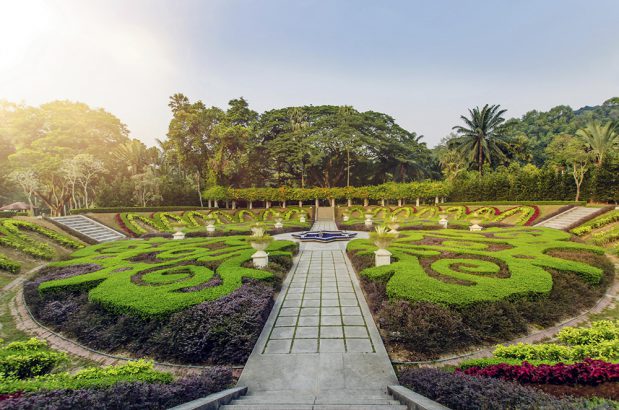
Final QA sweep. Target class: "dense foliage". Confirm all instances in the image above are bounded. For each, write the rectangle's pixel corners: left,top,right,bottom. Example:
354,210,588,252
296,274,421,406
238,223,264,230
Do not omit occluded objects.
0,360,172,394
25,237,294,364
349,228,604,306
348,229,613,359
0,219,83,273
460,359,619,386
0,339,67,380
36,237,295,317
398,367,600,410
0,366,232,410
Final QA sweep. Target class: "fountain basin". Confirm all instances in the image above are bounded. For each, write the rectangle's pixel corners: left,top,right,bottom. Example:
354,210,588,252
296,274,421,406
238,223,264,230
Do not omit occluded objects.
292,230,357,242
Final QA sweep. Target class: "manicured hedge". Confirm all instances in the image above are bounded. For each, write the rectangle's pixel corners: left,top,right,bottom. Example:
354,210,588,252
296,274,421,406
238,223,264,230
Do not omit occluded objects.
70,206,210,214
348,227,604,307
38,236,296,317
398,367,592,409
0,367,232,410
0,219,84,273
117,208,312,237
571,210,619,236
0,360,171,394
0,339,67,380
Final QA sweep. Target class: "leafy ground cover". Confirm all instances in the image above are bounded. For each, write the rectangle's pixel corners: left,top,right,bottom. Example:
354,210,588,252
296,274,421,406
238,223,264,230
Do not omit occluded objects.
0,219,83,274
111,207,312,237
348,227,614,360
25,236,296,364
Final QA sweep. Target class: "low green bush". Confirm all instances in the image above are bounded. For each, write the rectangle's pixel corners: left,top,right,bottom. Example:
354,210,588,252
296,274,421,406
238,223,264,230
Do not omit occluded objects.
348,227,604,306
0,359,172,394
571,210,619,236
0,253,20,273
492,321,619,363
38,236,296,317
0,338,68,379
591,226,619,246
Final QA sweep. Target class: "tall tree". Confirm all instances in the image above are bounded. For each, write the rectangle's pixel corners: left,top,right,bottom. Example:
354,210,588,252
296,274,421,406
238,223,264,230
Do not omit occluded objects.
575,120,618,167
451,104,510,174
546,134,593,201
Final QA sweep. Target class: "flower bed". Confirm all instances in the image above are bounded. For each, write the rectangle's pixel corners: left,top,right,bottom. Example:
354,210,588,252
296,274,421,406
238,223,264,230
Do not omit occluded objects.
0,219,83,273
25,237,297,364
348,228,613,359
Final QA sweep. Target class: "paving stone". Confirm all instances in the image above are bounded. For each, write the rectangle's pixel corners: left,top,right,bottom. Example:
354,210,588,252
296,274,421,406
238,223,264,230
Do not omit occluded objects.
322,292,339,299
304,292,321,300
319,338,346,353
291,338,318,353
340,299,358,307
264,339,291,354
321,307,341,316
302,299,321,307
321,315,342,326
300,307,320,316
283,300,302,308
341,306,362,315
346,338,374,353
344,326,368,338
280,307,300,316
342,315,365,326
275,316,297,327
321,299,340,307
271,327,295,339
298,316,320,326
296,326,319,338
321,326,344,338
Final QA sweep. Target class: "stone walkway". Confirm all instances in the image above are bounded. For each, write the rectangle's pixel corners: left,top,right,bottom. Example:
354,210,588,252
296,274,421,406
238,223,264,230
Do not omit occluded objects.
234,221,400,406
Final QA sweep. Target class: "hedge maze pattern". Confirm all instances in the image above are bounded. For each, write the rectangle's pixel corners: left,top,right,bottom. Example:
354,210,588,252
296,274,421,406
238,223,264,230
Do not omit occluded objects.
343,205,540,226
117,207,310,237
38,237,296,317
348,227,604,306
0,219,83,273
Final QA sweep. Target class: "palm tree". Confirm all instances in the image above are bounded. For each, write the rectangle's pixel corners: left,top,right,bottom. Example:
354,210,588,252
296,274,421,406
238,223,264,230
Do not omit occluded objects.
451,104,509,174
576,120,618,167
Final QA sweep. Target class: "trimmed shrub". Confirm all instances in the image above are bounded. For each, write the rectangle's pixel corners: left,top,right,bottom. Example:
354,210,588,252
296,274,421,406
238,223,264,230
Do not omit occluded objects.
0,367,232,410
0,339,67,380
399,367,590,409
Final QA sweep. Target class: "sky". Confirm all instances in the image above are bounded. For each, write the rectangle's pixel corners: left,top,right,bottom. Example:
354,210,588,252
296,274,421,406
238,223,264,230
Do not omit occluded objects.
1,0,618,148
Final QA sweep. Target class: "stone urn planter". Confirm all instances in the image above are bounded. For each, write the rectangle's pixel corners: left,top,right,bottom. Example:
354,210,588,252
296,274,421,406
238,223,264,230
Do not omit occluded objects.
364,213,373,228
469,218,483,232
274,217,284,229
299,212,307,223
370,226,398,267
248,225,273,268
172,231,186,240
439,214,448,229
206,219,216,233
387,216,400,234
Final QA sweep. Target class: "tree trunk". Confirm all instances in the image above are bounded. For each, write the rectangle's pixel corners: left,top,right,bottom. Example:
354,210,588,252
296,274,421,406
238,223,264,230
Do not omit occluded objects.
315,198,319,208
282,200,286,208
214,200,219,208
478,140,483,175
363,198,368,207
266,201,271,209
435,196,439,204
416,198,420,207
330,198,335,207
207,199,212,208
232,200,236,210
398,199,402,206
347,198,352,207
381,199,385,206
249,201,253,209
196,173,204,208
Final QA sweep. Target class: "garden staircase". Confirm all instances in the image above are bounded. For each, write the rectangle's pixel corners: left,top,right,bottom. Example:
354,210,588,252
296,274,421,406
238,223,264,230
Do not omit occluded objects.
534,206,601,230
315,206,335,221
49,215,126,243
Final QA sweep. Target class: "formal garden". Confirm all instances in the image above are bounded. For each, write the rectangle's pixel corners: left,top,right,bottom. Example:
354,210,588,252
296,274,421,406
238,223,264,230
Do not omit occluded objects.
0,97,617,408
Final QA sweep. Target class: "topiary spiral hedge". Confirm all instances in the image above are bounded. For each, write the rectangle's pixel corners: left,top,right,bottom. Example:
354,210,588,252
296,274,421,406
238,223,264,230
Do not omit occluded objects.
25,237,296,364
116,207,311,237
0,219,83,273
38,237,296,317
348,227,613,359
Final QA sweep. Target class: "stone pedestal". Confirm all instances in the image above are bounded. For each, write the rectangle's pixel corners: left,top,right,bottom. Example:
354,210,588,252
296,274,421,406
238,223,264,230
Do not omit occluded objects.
252,250,269,268
274,221,283,229
172,231,185,240
439,218,448,228
343,215,350,222
364,216,373,227
206,224,216,233
299,216,306,223
375,248,392,266
469,224,483,232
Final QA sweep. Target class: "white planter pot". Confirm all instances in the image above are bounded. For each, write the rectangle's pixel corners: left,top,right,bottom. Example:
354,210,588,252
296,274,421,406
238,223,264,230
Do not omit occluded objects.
252,250,269,268
250,241,270,252
206,224,216,233
343,215,350,222
274,221,283,229
172,231,186,240
364,215,373,227
374,248,392,266
299,216,306,223
439,218,448,228
469,223,483,232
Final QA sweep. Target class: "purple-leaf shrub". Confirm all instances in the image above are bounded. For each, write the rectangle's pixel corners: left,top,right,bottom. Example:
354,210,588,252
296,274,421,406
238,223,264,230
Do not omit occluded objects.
460,359,619,386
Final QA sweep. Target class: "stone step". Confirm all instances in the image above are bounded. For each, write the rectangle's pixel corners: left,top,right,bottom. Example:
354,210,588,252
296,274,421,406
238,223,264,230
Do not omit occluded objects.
50,215,126,243
222,405,407,410
535,206,602,229
234,398,401,405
